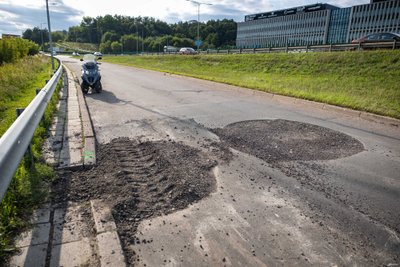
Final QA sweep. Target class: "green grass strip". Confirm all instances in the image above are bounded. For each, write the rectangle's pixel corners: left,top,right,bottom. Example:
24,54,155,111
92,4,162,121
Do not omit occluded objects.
0,56,61,262
102,50,400,119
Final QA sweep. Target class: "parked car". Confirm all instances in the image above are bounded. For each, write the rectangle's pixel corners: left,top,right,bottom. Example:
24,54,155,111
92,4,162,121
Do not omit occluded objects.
72,51,80,56
179,47,197,55
93,51,103,59
164,46,179,53
351,32,400,44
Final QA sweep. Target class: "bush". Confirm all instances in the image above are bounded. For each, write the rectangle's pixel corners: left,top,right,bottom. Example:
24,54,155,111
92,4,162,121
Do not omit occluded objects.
0,38,39,65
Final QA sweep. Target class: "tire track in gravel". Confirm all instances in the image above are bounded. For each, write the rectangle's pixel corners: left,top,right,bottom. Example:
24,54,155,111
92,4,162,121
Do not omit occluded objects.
52,137,232,265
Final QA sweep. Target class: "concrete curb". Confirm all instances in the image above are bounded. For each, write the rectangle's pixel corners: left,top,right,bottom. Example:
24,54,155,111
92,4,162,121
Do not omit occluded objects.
90,200,127,267
174,73,400,128
252,87,400,127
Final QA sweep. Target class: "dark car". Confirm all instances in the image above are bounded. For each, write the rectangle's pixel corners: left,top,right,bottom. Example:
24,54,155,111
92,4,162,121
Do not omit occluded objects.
351,32,400,44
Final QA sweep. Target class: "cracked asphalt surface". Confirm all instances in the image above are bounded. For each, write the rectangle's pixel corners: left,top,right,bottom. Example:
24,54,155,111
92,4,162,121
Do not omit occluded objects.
60,56,400,266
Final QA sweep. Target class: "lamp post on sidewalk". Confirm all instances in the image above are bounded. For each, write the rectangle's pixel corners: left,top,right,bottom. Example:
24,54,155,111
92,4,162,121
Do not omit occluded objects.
45,0,54,70
186,0,212,51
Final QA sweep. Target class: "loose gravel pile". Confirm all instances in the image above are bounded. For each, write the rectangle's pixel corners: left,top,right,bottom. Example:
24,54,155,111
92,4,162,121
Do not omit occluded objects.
52,137,230,263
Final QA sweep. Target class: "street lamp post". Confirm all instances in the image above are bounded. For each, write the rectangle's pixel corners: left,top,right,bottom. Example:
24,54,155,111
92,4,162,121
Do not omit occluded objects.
45,0,55,70
40,22,46,51
186,0,212,51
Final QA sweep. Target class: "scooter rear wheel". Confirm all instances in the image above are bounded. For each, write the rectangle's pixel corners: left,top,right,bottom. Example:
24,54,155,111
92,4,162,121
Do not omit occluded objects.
81,82,89,94
95,82,102,93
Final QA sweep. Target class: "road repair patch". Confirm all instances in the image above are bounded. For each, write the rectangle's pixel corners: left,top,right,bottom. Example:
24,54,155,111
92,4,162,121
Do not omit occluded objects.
52,137,231,263
212,119,364,163
51,119,367,265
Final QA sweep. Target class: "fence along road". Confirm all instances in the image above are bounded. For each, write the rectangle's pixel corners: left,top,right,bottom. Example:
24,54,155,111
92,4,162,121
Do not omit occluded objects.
0,59,62,201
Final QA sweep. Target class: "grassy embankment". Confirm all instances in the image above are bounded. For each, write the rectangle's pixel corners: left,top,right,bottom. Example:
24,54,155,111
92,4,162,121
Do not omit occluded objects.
103,50,400,119
57,41,99,53
0,55,61,261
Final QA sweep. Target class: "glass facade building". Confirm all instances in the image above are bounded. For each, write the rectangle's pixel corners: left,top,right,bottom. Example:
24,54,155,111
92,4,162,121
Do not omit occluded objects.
348,0,400,41
327,8,351,44
237,0,400,48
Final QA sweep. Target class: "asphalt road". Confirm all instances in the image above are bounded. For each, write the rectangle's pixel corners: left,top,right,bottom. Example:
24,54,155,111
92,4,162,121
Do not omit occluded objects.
61,55,400,266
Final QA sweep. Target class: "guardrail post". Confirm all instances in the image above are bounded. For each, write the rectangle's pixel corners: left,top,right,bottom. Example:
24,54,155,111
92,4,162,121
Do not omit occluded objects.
329,44,333,52
393,40,396,50
16,108,34,166
306,45,309,53
16,108,24,117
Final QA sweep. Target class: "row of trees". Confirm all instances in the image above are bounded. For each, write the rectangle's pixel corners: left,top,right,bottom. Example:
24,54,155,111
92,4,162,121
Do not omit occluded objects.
0,38,39,65
22,27,67,49
99,34,197,53
23,15,237,53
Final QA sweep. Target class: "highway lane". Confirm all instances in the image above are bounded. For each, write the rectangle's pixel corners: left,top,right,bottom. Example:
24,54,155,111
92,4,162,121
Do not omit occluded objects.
61,55,400,266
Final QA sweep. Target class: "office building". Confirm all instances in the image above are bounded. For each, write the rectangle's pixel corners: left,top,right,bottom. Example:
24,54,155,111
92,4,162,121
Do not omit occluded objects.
236,0,400,48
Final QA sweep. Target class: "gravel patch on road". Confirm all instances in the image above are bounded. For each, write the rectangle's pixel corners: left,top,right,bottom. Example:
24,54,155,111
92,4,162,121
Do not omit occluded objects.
211,119,366,212
51,120,396,265
212,119,399,263
52,137,231,264
212,119,364,163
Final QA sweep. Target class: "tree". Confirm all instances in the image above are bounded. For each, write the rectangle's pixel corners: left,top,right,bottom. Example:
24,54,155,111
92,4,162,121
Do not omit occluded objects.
67,15,237,49
52,31,66,43
22,27,49,46
22,29,33,40
121,34,140,52
102,31,120,43
99,40,112,53
111,41,122,53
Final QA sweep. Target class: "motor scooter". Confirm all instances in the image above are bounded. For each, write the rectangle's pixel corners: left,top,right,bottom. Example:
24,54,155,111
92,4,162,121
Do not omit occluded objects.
80,54,102,94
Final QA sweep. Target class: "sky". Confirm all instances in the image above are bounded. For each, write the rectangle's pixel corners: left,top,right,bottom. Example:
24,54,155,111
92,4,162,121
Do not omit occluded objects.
0,0,370,36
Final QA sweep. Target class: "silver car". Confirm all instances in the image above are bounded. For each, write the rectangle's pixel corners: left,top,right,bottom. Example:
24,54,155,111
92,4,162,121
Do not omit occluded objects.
179,47,197,55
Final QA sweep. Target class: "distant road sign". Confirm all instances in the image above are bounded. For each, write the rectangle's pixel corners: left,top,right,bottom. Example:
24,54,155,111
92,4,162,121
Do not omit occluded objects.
195,40,202,46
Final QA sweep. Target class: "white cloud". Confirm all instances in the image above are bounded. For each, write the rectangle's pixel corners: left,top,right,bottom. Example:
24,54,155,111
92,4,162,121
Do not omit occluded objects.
0,0,370,36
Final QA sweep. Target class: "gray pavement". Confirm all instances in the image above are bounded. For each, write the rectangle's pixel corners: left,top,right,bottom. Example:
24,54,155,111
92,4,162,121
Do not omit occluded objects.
61,56,399,266
9,55,400,266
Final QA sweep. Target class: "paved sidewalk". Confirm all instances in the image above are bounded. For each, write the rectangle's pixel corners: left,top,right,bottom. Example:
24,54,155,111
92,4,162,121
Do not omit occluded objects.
9,65,126,267
43,65,95,169
9,200,126,267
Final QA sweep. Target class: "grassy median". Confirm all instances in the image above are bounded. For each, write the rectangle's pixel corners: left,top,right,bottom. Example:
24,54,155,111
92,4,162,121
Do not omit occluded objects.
0,55,60,262
103,50,400,119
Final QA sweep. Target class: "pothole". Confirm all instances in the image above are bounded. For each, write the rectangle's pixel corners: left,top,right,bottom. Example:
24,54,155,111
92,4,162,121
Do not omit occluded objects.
212,119,364,163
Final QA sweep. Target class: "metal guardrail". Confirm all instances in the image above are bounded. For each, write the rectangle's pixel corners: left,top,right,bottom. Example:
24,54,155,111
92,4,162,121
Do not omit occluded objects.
130,40,399,56
0,59,62,201
199,40,400,54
